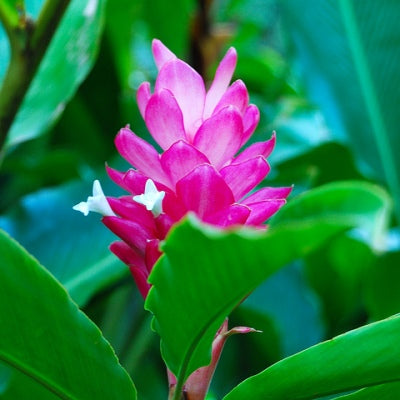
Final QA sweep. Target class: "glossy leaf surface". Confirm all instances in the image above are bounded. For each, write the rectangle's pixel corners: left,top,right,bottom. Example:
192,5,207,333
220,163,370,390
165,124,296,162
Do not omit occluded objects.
145,181,390,385
223,315,400,399
4,0,106,148
280,0,400,219
0,229,136,399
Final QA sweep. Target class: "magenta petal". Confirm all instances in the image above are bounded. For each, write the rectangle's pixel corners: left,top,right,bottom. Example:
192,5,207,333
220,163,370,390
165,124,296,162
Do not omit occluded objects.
241,105,260,145
220,156,270,201
145,239,162,273
155,213,174,239
110,241,146,271
160,140,210,186
155,59,206,140
106,166,126,189
204,47,237,119
115,127,170,187
106,166,149,195
109,241,150,298
130,266,151,298
162,190,187,221
144,90,186,150
243,186,293,204
176,164,234,218
245,199,287,226
152,39,176,70
137,82,151,119
205,204,250,227
103,216,155,254
107,197,156,230
233,133,276,164
213,80,249,116
120,169,148,195
193,106,243,169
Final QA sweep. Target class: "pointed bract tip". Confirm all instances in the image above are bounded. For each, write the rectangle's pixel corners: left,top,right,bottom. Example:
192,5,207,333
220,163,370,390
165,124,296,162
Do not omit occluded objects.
152,39,176,70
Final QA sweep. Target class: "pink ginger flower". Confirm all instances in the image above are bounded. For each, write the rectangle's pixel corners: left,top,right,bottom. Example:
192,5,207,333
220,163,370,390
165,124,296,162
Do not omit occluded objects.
74,39,291,298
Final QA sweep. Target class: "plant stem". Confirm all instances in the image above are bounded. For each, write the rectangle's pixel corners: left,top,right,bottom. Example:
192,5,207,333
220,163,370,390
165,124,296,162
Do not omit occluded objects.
0,0,71,153
169,380,186,400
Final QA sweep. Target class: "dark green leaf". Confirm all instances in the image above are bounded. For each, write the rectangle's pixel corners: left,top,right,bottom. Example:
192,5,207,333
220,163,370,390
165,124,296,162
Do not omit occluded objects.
6,0,106,148
364,251,400,321
223,315,400,399
0,229,136,399
305,235,372,336
280,0,400,220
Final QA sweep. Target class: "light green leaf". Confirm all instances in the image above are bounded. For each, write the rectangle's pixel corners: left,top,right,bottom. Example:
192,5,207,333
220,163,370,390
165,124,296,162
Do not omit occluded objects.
0,229,136,399
145,181,390,387
223,315,400,400
5,0,106,148
280,0,400,220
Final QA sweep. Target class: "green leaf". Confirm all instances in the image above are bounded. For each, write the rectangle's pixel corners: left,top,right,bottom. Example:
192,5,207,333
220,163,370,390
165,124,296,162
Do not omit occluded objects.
0,229,136,399
364,251,400,321
5,0,106,148
280,0,400,220
145,181,390,387
0,179,128,306
223,315,400,399
305,235,373,336
270,181,391,250
333,381,400,399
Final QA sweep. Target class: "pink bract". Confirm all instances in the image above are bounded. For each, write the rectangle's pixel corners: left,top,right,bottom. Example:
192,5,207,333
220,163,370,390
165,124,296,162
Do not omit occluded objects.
96,39,291,297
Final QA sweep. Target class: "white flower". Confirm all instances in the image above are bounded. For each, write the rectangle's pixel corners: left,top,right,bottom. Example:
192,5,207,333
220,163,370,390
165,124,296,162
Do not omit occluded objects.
73,180,115,217
133,179,165,217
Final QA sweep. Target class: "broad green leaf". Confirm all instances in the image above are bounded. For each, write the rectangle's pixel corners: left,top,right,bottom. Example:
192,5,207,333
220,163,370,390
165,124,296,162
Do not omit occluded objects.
280,0,400,220
0,360,64,399
145,181,390,385
0,179,128,306
5,0,106,148
223,315,400,400
0,229,136,399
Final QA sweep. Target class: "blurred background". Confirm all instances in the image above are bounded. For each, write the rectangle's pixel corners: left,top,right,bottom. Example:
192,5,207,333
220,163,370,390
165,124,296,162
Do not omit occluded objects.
1,0,399,398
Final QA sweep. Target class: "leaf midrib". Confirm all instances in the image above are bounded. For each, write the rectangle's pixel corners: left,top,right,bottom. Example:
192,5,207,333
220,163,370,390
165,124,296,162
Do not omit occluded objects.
0,350,76,399
338,0,400,222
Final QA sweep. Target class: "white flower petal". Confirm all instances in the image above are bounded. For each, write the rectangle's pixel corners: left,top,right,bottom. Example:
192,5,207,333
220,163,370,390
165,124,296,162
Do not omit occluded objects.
73,180,115,217
133,179,165,217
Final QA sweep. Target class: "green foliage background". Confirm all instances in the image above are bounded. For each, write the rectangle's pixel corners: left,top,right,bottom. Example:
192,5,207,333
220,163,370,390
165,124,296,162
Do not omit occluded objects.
0,0,399,399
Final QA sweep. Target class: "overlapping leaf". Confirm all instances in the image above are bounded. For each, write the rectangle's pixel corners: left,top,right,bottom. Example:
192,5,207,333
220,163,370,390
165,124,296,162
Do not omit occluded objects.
223,315,400,399
3,0,106,148
0,229,136,399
